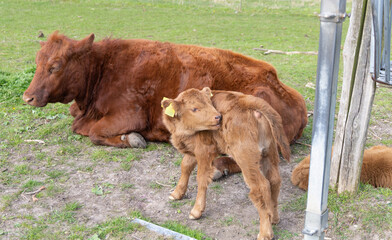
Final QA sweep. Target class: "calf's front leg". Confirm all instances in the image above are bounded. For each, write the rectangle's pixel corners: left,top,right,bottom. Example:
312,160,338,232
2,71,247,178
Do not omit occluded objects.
189,154,215,220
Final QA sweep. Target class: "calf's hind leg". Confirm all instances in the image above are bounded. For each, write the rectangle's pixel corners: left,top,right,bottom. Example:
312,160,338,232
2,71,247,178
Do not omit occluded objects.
231,149,274,240
260,153,282,224
170,154,197,200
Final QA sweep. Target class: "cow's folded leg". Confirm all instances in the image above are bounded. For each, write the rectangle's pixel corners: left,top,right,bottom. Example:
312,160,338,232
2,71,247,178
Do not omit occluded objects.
121,132,147,148
69,102,82,117
212,156,242,180
89,114,147,148
170,154,196,200
90,134,129,148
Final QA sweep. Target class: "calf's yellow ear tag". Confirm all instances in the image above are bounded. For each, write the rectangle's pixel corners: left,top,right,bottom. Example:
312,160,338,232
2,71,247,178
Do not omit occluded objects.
165,103,175,117
210,92,213,97
161,97,175,117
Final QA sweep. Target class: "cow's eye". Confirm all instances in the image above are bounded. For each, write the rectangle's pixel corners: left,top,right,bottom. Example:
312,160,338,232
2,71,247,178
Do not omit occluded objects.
48,62,61,74
192,108,198,112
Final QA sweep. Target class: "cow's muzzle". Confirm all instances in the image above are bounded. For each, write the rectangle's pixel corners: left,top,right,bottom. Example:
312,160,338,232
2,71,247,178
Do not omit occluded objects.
22,92,47,107
22,93,34,104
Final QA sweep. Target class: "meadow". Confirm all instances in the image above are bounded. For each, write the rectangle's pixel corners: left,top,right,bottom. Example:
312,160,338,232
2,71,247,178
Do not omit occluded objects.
1,0,392,239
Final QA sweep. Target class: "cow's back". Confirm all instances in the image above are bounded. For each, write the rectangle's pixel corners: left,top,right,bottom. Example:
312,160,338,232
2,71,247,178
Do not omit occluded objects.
76,38,307,143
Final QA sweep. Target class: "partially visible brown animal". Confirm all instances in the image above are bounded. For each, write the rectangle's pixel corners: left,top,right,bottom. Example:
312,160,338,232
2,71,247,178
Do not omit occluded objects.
23,31,307,149
291,145,392,191
162,87,290,240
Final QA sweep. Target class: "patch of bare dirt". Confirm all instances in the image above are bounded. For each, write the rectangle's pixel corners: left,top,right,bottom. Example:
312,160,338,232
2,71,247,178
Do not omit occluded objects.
0,141,309,240
1,117,392,240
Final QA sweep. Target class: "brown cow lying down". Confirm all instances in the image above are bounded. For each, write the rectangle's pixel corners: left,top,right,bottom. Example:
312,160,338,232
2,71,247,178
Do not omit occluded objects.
161,87,290,240
291,145,392,191
23,31,307,149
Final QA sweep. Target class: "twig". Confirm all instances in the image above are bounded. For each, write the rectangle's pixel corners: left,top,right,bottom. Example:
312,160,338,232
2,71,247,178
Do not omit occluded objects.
24,139,45,144
24,186,46,195
295,141,311,147
368,128,382,140
155,181,172,188
21,193,29,201
254,47,318,55
132,236,142,240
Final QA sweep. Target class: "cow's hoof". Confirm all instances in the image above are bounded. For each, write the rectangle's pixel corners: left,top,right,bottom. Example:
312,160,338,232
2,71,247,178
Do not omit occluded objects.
212,169,223,181
212,168,229,181
126,132,147,148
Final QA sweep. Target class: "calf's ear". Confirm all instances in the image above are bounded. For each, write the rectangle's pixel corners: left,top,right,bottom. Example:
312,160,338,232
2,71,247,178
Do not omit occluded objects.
161,97,179,118
201,87,213,97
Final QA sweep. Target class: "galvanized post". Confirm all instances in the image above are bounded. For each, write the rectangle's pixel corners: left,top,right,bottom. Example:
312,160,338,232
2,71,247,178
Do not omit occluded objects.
370,0,392,85
302,0,347,239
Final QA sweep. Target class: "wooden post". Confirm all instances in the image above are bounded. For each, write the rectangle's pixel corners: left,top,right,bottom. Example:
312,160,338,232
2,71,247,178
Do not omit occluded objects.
330,0,377,193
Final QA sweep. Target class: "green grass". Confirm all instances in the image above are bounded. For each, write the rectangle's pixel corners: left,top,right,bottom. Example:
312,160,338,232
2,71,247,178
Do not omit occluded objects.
161,220,212,240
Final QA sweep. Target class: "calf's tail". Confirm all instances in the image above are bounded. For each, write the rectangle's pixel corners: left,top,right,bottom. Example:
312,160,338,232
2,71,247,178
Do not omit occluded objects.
246,97,291,162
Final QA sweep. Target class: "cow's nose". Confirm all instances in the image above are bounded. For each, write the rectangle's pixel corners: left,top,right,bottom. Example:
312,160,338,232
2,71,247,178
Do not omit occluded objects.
23,94,34,103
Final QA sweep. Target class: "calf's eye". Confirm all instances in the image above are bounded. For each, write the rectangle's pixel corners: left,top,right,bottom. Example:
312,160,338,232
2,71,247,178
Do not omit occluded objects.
192,108,198,112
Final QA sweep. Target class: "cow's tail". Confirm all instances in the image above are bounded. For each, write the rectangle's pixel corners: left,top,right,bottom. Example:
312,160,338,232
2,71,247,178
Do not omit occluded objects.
246,96,291,162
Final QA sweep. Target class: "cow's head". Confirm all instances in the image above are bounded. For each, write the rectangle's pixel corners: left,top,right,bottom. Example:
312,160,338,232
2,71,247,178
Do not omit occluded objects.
23,31,95,107
161,87,222,135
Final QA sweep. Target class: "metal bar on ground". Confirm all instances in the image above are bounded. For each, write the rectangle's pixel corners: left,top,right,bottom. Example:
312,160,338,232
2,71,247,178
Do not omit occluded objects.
302,0,347,239
131,218,196,240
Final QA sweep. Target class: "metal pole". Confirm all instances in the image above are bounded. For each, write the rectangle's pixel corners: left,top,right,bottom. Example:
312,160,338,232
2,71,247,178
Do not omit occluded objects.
302,0,347,239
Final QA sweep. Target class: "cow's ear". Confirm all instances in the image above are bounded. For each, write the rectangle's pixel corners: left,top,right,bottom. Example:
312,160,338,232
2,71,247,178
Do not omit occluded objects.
201,87,213,97
39,41,46,47
75,33,95,53
161,98,179,118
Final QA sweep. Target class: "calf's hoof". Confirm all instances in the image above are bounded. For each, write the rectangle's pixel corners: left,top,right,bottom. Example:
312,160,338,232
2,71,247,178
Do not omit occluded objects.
272,215,280,225
257,233,274,240
169,190,183,200
189,209,202,220
122,132,147,148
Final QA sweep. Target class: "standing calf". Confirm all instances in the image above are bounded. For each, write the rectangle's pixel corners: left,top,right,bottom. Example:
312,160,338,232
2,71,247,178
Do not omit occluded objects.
162,87,290,240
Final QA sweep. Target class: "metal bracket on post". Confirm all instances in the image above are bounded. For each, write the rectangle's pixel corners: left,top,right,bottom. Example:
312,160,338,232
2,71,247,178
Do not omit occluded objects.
319,12,348,23
302,210,329,237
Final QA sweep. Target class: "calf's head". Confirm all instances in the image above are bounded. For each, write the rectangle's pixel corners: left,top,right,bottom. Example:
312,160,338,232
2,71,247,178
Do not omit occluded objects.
161,87,222,135
23,31,95,107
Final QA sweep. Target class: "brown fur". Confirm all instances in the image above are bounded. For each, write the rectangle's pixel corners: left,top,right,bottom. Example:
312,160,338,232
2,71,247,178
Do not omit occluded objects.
23,31,307,148
291,145,392,190
162,87,290,240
